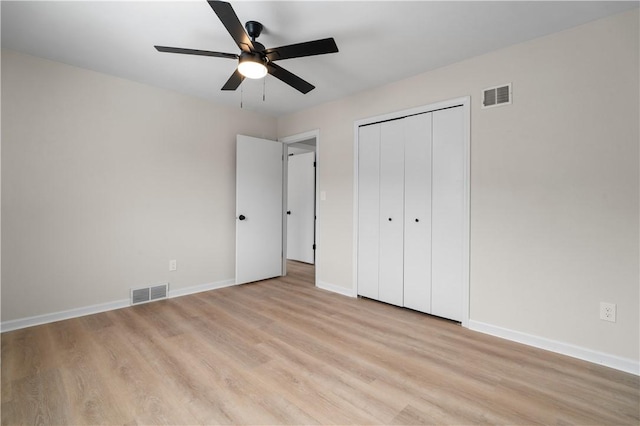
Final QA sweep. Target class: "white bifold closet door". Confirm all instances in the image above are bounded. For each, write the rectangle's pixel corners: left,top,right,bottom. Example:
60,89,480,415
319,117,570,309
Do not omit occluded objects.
357,105,465,323
357,124,381,300
403,113,433,313
431,107,465,321
378,120,405,306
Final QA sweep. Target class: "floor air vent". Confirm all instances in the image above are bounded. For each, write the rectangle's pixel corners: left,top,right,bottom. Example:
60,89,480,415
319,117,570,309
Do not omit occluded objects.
131,283,168,305
482,83,511,109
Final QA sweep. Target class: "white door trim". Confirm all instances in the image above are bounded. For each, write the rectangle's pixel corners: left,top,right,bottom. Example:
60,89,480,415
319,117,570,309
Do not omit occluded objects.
279,129,320,287
353,97,471,327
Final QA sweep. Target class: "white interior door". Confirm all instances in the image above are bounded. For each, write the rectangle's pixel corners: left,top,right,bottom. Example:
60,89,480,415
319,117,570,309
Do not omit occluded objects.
236,135,283,285
287,151,315,264
378,120,405,307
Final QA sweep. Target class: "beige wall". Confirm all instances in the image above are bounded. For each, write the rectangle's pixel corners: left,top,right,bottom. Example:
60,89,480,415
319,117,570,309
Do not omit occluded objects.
1,49,277,321
278,10,639,361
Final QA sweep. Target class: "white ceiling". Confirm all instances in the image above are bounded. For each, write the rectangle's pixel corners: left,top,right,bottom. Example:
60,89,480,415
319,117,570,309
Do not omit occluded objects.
2,1,637,117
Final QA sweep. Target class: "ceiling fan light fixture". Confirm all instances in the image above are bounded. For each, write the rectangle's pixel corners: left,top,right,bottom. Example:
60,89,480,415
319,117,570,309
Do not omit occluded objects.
238,52,267,79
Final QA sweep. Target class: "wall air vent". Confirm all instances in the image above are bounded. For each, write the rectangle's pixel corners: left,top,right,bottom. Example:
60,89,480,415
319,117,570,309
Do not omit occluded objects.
482,83,512,109
131,283,169,305
150,284,168,300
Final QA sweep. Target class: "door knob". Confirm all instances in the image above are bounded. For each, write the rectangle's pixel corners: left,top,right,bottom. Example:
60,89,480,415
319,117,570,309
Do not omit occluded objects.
287,211,291,215
388,218,392,221
415,218,419,222
238,214,246,221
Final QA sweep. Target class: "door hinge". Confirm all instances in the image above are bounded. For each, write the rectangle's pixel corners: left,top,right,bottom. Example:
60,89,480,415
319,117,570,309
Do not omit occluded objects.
313,244,316,250
313,161,316,167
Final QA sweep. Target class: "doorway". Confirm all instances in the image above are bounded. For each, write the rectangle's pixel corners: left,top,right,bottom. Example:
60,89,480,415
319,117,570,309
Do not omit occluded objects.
280,130,320,286
287,140,316,264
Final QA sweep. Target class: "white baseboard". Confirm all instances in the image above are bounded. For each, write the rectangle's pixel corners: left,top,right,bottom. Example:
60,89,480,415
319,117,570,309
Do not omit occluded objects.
468,320,639,376
317,280,357,298
168,279,236,299
1,278,237,333
0,298,130,333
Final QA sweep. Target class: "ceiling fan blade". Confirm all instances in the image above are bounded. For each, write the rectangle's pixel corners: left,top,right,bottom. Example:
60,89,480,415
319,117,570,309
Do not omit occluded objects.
155,46,238,59
221,69,245,91
207,1,254,53
266,62,315,94
264,38,339,62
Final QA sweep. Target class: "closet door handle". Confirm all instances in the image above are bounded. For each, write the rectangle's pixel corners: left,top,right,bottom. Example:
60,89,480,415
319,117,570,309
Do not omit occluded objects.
238,214,246,221
287,211,291,215
415,218,419,222
388,218,392,221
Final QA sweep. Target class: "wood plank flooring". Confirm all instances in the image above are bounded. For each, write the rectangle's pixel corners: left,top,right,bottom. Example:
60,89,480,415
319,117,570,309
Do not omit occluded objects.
2,260,639,425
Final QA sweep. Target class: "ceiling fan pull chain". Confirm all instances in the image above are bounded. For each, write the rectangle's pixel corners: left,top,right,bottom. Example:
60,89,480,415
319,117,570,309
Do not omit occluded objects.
263,77,266,102
240,83,244,109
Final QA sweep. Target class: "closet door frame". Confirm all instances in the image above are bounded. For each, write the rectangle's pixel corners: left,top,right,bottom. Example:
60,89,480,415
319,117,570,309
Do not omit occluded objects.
353,96,471,328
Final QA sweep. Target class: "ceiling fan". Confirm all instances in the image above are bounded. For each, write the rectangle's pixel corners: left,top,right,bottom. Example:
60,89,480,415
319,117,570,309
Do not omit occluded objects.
154,0,339,94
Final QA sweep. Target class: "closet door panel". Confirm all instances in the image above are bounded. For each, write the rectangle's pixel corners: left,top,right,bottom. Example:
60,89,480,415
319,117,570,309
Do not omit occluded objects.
403,113,432,313
431,107,464,321
357,125,381,299
378,120,405,307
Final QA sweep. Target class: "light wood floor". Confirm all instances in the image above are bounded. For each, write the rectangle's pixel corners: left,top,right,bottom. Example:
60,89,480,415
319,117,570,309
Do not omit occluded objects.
2,261,638,425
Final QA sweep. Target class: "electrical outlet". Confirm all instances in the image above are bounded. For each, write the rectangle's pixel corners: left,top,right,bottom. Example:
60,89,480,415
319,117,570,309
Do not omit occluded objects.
169,259,177,272
600,302,616,322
